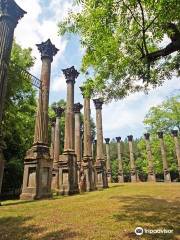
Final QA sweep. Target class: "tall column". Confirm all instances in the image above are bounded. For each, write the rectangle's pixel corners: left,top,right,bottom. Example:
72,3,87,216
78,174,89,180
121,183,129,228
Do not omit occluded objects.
171,130,180,179
157,132,171,182
116,137,124,183
105,138,112,183
144,133,156,182
58,66,79,195
127,135,139,182
51,107,64,191
80,87,95,191
20,39,58,200
93,99,108,189
0,0,26,202
50,118,56,160
53,106,64,165
74,103,83,185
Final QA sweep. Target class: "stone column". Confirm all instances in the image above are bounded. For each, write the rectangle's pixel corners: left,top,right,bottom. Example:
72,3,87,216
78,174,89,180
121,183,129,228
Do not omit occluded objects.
80,87,95,191
105,138,112,183
74,103,83,184
127,135,139,182
144,133,156,182
20,39,58,200
58,66,79,195
50,118,56,160
53,107,64,165
157,132,171,182
51,107,64,191
93,99,108,189
80,124,84,161
0,0,26,201
171,130,180,179
116,137,124,183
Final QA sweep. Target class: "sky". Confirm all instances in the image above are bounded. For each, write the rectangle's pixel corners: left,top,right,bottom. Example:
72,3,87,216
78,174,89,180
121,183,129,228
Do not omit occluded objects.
14,0,180,140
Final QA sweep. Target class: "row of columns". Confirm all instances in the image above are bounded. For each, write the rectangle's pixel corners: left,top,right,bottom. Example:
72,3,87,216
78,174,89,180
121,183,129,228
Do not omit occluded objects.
104,131,180,183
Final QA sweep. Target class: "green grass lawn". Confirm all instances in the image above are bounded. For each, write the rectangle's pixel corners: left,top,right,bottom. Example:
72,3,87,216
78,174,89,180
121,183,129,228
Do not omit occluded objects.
0,183,180,240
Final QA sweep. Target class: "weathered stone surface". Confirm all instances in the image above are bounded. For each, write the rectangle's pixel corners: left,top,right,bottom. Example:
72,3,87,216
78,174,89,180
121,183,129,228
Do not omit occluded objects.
105,138,112,183
93,99,108,189
74,103,83,188
144,133,156,182
20,144,53,200
157,132,171,182
127,135,139,182
116,137,124,183
171,130,180,179
58,67,79,195
50,118,56,160
80,87,96,191
21,39,58,200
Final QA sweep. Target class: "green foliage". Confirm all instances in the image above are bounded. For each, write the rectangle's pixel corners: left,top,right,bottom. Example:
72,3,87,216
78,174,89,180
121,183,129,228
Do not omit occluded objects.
59,0,180,101
137,95,180,178
2,42,36,193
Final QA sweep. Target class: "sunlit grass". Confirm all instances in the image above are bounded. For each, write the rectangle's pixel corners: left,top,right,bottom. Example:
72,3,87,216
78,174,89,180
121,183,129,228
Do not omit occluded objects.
0,183,180,240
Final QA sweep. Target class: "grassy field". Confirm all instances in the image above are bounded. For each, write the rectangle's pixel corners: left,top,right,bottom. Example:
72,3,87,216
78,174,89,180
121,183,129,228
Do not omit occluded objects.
0,183,180,240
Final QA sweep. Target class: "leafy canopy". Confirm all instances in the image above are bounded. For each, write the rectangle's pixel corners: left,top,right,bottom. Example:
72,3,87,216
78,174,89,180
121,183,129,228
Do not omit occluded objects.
59,0,180,101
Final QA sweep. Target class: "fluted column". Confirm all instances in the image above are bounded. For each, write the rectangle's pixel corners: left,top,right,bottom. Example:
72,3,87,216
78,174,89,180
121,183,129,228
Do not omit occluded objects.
74,103,83,163
93,99,108,188
20,40,58,200
63,67,79,152
80,87,95,191
50,118,56,160
0,0,26,201
144,133,156,182
157,132,171,182
116,137,124,183
34,39,58,145
58,66,79,195
171,130,180,179
105,138,112,183
127,135,139,182
53,106,64,165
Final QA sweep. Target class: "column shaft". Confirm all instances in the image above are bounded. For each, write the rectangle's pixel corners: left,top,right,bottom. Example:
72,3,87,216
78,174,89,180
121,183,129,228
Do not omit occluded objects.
34,58,51,145
116,137,124,183
54,117,60,163
159,138,171,182
83,98,92,157
75,112,81,162
64,82,74,151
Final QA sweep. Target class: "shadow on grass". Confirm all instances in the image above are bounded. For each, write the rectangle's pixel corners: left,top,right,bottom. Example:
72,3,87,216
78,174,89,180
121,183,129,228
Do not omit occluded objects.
0,216,82,240
111,195,180,240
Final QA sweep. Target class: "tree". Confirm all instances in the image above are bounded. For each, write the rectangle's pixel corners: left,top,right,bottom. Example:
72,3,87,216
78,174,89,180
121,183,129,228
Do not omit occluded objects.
144,95,180,133
137,94,180,180
59,0,180,101
1,42,36,196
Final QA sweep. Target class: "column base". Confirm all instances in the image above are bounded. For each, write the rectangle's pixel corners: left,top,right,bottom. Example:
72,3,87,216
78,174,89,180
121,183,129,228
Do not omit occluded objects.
20,144,53,200
164,170,171,182
118,171,124,183
130,169,139,182
82,156,96,192
95,160,108,189
58,151,79,195
147,172,156,182
107,169,112,183
51,165,59,192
